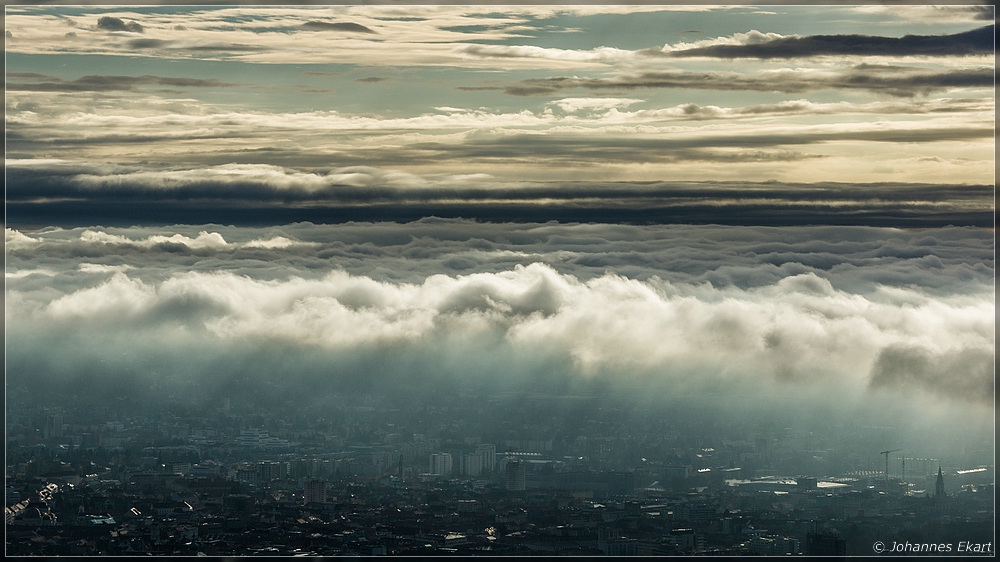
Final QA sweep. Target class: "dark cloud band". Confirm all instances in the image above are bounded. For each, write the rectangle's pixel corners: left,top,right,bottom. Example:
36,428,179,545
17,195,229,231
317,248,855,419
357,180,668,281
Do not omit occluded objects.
497,66,994,98
300,20,375,33
5,164,992,229
97,16,143,34
663,25,994,59
6,73,241,92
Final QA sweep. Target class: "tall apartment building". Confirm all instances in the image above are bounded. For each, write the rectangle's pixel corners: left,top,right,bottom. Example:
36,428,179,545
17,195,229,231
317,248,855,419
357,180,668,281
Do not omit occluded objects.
476,444,496,473
460,453,483,476
258,461,287,482
505,460,526,491
44,414,63,439
429,453,453,476
303,479,327,504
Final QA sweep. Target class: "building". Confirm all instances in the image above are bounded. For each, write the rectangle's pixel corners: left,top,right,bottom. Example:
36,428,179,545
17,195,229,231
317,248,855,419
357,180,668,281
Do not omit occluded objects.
460,453,483,477
748,532,800,555
258,461,287,482
479,444,497,471
663,465,691,482
303,480,326,504
44,414,63,439
429,453,453,476
505,460,526,491
237,428,267,447
599,527,638,556
669,528,701,553
476,444,496,473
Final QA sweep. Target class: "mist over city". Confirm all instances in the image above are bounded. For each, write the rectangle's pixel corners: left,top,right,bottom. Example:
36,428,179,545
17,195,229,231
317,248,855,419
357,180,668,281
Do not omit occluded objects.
5,3,995,557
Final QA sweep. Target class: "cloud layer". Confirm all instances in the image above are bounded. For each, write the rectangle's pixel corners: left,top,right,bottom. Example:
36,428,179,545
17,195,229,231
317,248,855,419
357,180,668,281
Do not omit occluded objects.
6,161,992,229
5,6,994,201
6,222,993,415
499,66,994,98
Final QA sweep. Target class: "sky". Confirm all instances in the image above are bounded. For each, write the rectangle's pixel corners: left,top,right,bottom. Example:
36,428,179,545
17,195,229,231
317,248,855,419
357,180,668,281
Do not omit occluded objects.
4,3,994,226
4,4,996,455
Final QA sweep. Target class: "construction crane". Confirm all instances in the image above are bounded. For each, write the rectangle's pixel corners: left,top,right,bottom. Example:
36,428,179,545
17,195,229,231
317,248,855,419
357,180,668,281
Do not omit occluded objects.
881,449,901,492
901,457,912,496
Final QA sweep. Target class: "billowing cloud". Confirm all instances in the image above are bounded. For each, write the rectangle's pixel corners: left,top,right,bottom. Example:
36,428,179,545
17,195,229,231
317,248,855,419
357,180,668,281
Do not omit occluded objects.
81,229,231,250
6,225,993,412
869,344,994,401
5,221,992,449
74,228,317,252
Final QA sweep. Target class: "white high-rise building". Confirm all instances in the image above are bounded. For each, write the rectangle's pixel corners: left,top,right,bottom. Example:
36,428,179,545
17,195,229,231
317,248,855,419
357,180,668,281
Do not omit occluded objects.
461,453,484,476
476,444,496,473
429,453,453,476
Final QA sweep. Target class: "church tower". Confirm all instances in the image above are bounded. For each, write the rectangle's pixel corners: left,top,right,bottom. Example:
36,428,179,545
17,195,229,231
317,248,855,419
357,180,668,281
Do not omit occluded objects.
935,466,945,497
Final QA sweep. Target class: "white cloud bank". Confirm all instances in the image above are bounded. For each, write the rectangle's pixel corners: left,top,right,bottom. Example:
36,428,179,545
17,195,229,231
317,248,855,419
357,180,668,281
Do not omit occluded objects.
8,261,992,406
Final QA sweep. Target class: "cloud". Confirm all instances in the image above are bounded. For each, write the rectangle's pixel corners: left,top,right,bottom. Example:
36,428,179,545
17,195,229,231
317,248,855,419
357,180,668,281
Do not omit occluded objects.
5,228,43,251
869,344,994,403
97,16,144,34
499,66,994,98
124,39,266,53
4,6,993,72
624,98,994,121
851,5,995,25
243,236,319,250
301,21,375,33
81,229,231,251
454,44,631,64
6,74,240,93
5,161,993,229
5,237,993,411
6,220,992,435
969,6,995,20
649,29,788,54
78,263,134,274
6,221,993,296
408,126,992,159
127,38,171,49
74,228,317,252
661,25,994,59
551,97,642,113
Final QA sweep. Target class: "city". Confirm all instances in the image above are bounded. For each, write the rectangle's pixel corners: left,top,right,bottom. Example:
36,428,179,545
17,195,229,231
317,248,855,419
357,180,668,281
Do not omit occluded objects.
6,386,994,556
